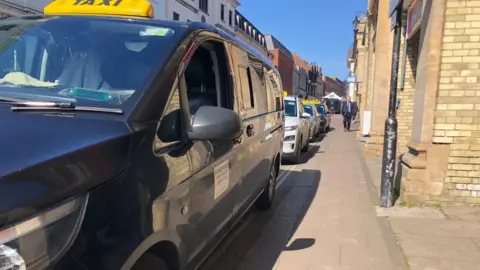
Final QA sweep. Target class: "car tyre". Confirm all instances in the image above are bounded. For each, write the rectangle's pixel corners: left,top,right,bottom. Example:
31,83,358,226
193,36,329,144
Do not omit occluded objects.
292,138,302,164
255,159,278,210
315,126,321,137
301,136,309,152
132,253,169,270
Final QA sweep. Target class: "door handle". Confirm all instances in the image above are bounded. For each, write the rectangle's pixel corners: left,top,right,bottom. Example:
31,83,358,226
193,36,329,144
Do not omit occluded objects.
246,124,255,137
233,135,243,145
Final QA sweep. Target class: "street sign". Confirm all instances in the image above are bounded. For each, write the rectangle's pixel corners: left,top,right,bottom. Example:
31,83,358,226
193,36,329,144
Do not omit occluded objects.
346,75,358,83
406,0,423,39
389,0,400,17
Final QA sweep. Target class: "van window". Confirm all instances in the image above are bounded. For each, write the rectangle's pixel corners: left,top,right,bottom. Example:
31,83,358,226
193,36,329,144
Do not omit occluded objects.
264,65,282,112
238,66,254,109
184,41,233,115
184,40,234,159
247,54,267,115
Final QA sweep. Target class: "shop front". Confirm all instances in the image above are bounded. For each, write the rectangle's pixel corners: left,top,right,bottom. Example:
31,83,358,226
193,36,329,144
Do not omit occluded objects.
398,0,480,205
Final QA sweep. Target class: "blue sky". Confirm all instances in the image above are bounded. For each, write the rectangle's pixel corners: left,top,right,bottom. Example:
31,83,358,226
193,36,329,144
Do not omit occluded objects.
237,0,366,79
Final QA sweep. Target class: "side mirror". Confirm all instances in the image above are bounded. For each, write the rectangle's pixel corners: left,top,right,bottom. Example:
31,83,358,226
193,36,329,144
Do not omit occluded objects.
188,106,242,141
301,112,311,118
157,109,182,143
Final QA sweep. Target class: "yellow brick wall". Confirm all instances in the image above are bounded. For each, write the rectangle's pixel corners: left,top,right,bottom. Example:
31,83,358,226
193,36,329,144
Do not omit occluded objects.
396,13,415,155
434,0,480,203
365,19,376,110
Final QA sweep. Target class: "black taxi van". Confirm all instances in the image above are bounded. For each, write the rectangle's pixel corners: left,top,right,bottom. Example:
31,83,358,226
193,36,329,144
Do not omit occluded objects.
0,1,284,269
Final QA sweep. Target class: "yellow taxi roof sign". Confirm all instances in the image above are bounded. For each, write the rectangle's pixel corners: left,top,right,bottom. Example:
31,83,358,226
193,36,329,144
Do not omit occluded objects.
302,99,321,105
283,91,288,97
44,0,154,19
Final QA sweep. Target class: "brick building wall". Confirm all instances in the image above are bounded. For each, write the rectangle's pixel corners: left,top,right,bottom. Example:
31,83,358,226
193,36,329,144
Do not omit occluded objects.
396,12,416,156
269,49,294,95
365,19,375,111
323,76,346,98
431,0,480,203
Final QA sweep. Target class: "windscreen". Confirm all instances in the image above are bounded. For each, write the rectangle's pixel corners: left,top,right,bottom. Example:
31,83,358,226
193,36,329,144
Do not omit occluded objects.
303,105,314,117
0,16,180,108
316,104,325,116
284,99,297,117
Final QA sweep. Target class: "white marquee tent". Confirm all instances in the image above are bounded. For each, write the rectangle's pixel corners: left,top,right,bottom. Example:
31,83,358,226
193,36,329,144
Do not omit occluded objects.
323,92,343,100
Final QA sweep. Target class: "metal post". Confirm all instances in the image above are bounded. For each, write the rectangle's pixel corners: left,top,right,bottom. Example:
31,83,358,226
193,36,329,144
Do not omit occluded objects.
380,1,403,208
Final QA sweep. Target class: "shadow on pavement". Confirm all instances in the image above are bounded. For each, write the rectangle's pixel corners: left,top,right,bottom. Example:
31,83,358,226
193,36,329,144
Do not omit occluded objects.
393,153,404,204
284,238,315,251
200,169,321,270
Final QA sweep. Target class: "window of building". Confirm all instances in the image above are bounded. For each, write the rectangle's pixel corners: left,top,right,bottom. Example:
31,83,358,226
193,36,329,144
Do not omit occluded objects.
199,0,208,13
220,4,225,21
229,10,233,26
173,12,180,21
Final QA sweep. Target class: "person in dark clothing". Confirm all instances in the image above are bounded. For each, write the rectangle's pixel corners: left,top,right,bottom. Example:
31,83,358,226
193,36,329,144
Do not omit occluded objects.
342,96,355,131
352,100,358,122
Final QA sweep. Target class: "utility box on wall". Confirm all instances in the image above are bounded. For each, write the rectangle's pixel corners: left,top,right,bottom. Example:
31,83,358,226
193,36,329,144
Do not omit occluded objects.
362,110,372,136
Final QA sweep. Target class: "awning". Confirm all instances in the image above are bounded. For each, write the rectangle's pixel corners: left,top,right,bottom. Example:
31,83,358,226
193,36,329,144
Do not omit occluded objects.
323,92,342,100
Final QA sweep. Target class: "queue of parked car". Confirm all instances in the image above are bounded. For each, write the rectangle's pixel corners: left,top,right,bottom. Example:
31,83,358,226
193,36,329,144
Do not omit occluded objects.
281,96,332,164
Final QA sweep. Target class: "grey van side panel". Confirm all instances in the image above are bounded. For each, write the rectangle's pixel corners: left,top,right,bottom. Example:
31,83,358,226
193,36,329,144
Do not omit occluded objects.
123,28,284,270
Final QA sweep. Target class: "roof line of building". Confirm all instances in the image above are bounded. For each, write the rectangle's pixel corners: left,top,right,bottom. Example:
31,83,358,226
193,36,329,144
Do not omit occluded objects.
264,34,294,61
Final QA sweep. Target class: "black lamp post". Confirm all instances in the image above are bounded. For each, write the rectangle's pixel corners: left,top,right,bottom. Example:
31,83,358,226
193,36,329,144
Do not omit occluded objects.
380,0,404,208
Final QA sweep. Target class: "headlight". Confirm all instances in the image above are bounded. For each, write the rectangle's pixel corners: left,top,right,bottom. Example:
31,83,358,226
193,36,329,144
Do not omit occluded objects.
285,125,298,131
0,195,89,270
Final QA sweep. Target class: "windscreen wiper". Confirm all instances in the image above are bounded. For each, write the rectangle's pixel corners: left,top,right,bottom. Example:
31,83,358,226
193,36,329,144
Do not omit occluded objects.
9,100,123,114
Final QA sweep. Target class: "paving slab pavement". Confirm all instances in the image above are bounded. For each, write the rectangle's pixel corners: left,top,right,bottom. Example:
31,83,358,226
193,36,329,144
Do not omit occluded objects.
271,115,406,270
200,115,406,270
361,139,480,270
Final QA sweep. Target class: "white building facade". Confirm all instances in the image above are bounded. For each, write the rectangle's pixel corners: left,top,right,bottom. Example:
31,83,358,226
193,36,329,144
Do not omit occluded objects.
0,0,50,15
151,0,238,35
291,66,307,98
2,0,239,37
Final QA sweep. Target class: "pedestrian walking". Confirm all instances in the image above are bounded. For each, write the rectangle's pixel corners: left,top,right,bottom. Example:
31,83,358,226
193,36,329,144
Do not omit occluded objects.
353,101,360,123
351,101,358,123
342,96,354,131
